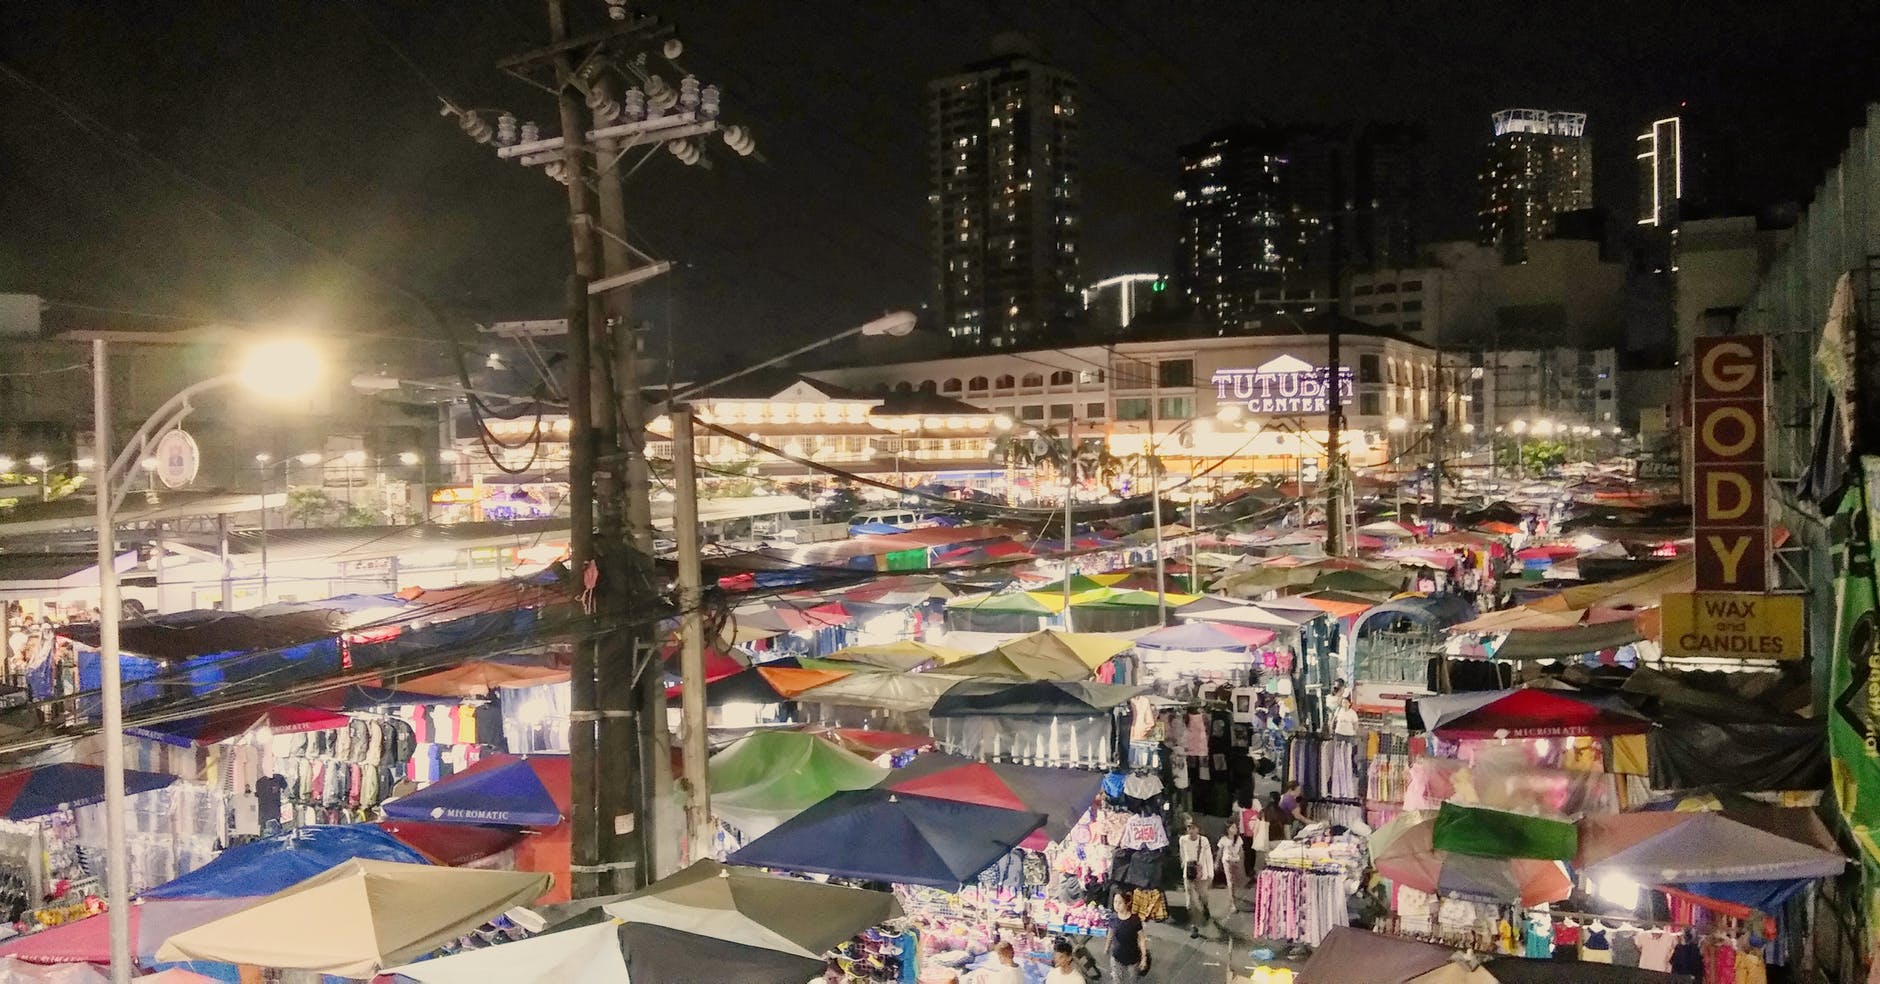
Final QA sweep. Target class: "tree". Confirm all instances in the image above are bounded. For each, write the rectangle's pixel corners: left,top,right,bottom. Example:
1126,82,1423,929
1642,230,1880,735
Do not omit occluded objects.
285,488,378,528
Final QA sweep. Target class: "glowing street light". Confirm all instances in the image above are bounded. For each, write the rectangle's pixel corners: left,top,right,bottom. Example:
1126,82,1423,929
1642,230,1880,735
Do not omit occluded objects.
88,335,324,983
1386,416,1408,433
1509,419,1528,435
297,451,324,466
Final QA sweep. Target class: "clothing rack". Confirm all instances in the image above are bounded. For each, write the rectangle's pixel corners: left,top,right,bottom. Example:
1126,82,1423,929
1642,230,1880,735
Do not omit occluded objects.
1532,909,1694,931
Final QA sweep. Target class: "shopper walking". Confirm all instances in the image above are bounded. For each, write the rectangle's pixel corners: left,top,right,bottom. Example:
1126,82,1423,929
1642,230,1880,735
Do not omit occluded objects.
1218,822,1249,912
1177,816,1216,938
1107,891,1148,983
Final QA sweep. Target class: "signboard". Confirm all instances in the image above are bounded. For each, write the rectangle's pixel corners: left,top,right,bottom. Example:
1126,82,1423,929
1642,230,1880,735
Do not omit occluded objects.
1691,337,1768,591
1660,591,1804,660
1211,355,1354,415
152,429,200,490
1829,458,1880,888
431,485,487,504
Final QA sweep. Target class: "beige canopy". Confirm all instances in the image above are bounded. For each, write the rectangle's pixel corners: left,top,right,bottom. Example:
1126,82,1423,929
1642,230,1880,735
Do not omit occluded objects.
155,859,549,977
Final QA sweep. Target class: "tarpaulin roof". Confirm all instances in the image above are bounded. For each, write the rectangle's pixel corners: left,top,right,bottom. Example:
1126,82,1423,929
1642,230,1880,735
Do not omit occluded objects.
144,824,428,900
382,754,570,827
0,899,248,966
603,858,901,959
1354,594,1478,638
1479,956,1692,983
753,665,852,699
1373,818,1571,906
1494,618,1646,658
0,763,176,820
885,754,1101,848
128,703,350,747
397,660,569,697
942,644,1091,681
951,629,1132,676
384,918,627,984
1430,803,1576,861
56,608,344,662
665,663,790,705
1298,927,1456,984
725,787,1046,888
930,679,1145,718
801,725,934,757
709,732,888,838
620,922,824,984
1133,621,1277,652
790,671,966,713
376,820,523,866
947,591,1062,614
1412,688,1651,739
822,639,969,670
1647,714,1828,793
1179,601,1304,632
155,859,550,977
1576,810,1847,883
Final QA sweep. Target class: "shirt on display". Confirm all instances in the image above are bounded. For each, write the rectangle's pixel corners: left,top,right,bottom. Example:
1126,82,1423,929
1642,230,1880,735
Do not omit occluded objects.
1633,930,1677,972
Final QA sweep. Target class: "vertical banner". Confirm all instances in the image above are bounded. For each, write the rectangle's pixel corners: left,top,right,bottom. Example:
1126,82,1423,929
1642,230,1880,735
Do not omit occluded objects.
1691,336,1769,591
1831,459,1880,942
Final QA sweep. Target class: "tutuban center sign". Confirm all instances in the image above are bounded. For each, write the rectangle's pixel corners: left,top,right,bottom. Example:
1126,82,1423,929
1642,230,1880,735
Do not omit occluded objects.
1211,355,1354,415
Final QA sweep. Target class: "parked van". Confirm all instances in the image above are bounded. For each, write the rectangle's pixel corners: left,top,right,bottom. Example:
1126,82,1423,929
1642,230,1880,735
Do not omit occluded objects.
848,510,931,531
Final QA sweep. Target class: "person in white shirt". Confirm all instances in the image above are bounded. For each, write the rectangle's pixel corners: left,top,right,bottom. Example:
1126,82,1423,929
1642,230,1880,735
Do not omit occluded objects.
1218,824,1249,912
1177,816,1216,938
1043,941,1083,982
975,941,1025,984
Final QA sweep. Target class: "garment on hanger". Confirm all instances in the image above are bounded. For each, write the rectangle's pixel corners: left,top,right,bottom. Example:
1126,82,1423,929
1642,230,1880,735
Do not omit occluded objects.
1581,923,1612,964
1634,928,1677,972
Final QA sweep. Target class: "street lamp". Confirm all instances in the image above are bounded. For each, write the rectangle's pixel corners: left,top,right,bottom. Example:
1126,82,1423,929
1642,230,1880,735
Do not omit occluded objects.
91,336,321,983
398,451,428,522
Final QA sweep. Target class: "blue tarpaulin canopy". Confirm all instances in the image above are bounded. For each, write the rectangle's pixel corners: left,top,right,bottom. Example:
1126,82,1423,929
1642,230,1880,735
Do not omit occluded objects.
381,754,569,827
727,787,1045,888
849,522,907,536
143,825,428,900
0,763,176,820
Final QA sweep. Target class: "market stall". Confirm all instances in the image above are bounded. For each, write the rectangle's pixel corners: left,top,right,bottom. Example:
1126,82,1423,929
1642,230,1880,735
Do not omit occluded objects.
928,680,1144,769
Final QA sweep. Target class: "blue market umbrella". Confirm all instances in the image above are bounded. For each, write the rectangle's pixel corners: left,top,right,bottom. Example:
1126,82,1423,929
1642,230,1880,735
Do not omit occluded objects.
727,787,1045,889
143,824,428,899
0,762,176,820
380,754,569,826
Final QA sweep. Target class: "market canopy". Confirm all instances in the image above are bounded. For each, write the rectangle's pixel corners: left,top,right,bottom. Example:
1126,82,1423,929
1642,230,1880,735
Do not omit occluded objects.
884,754,1103,848
1430,803,1576,861
0,763,175,820
397,659,569,697
1493,618,1646,659
376,820,523,866
753,664,852,698
621,921,826,984
1298,927,1458,984
790,671,967,713
822,639,968,671
602,858,900,958
155,859,550,977
382,754,570,827
127,703,350,747
1373,818,1571,906
709,732,888,837
384,918,627,984
930,679,1145,718
726,787,1046,888
143,824,427,900
800,725,934,757
1576,810,1847,883
1411,688,1651,739
943,629,1132,680
1133,620,1276,652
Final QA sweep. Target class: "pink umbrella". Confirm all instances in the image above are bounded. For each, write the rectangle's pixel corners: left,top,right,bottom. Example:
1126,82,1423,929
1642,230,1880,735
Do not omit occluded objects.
0,898,248,965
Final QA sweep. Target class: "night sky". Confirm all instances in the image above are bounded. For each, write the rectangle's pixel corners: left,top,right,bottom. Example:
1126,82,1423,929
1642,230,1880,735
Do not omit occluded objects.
2,2,1877,376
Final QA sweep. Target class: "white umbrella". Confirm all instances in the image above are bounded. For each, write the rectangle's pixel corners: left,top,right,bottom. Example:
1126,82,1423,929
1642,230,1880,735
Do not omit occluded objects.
384,920,627,984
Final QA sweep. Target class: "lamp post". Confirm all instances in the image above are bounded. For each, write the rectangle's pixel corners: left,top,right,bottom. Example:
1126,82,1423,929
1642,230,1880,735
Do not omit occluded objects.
91,337,319,984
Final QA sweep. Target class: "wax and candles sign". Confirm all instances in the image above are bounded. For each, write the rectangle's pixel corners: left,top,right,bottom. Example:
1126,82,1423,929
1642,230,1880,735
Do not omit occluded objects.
1691,336,1769,591
1660,590,1804,660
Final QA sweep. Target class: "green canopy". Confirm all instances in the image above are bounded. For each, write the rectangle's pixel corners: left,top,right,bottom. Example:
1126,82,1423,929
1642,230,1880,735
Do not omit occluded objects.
708,732,888,837
1430,802,1577,861
1025,574,1114,595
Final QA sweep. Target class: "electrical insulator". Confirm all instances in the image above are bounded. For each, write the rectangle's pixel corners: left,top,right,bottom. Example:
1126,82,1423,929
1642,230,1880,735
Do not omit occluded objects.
722,124,755,157
520,121,541,144
458,111,493,144
667,138,701,166
699,84,721,120
496,113,519,146
586,86,620,126
678,75,700,114
543,159,567,182
621,88,647,121
603,0,628,21
644,74,676,112
663,38,683,60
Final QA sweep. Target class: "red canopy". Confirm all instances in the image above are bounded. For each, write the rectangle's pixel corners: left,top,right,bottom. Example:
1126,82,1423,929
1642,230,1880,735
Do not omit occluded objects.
1415,688,1652,740
376,820,523,866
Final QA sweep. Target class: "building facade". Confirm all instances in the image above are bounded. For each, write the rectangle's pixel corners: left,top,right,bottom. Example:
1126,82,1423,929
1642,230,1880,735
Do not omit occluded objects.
926,36,1081,350
1466,347,1620,433
810,329,1462,476
1343,239,1624,351
1479,109,1593,263
1081,273,1170,334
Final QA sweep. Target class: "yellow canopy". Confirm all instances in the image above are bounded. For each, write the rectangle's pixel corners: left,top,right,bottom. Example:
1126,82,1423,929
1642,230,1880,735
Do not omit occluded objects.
823,640,970,669
156,859,550,978
990,629,1133,670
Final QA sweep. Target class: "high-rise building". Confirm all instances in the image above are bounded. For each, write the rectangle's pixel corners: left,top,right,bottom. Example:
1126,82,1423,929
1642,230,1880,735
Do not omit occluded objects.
1637,116,1683,227
1175,125,1290,326
1176,123,1426,327
1479,109,1593,262
926,35,1080,350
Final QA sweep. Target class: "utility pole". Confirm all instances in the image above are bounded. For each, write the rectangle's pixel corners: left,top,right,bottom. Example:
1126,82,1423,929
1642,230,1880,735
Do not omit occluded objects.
1324,218,1346,556
1061,415,1075,632
1431,350,1445,510
671,406,710,862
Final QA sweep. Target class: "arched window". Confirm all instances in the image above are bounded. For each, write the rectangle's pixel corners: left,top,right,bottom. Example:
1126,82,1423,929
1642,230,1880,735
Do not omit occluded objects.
918,380,937,394
893,381,913,394
1049,370,1074,386
942,378,963,393
994,374,1016,389
873,383,891,394
1020,372,1044,387
968,376,989,391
